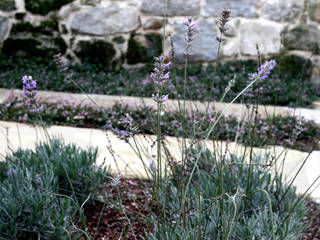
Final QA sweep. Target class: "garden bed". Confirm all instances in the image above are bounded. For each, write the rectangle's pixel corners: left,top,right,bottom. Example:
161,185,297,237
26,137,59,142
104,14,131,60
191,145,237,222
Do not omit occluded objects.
1,94,319,152
0,54,319,107
0,139,316,239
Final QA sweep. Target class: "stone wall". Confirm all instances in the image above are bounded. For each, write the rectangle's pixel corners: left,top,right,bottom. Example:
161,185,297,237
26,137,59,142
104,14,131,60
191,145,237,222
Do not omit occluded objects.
1,0,320,69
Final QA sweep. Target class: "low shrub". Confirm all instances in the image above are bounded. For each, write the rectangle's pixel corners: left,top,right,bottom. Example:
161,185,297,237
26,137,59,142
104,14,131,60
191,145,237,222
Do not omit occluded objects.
5,138,111,203
0,165,75,239
149,149,308,239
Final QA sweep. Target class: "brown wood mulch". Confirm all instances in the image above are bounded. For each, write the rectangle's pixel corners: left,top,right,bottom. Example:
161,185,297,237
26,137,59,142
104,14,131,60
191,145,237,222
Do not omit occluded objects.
79,179,320,240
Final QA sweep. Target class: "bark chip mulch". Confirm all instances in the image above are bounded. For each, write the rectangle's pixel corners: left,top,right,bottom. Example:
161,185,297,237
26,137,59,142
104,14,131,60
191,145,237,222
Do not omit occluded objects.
80,179,320,239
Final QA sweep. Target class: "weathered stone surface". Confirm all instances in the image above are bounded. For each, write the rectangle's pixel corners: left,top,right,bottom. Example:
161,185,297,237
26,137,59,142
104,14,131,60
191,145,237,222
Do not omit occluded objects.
25,0,73,15
0,0,16,11
2,17,67,58
222,39,238,57
203,0,258,18
74,39,116,67
71,6,140,36
140,0,200,16
240,19,283,56
309,0,320,23
143,18,163,30
284,25,320,54
261,0,304,22
223,19,238,37
126,33,162,64
0,16,9,43
172,20,219,63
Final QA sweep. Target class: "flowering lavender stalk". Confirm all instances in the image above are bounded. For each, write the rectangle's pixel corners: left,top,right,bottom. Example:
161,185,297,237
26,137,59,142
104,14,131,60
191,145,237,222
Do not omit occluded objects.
150,56,171,103
183,17,198,56
22,75,43,113
249,59,277,81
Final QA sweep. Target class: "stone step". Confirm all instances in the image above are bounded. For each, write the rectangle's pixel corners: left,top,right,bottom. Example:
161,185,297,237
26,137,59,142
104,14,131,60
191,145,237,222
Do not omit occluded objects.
0,120,319,200
1,88,320,124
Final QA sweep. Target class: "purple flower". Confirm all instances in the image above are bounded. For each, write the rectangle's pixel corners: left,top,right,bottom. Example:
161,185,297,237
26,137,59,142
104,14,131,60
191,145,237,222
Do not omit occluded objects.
119,130,126,135
160,94,169,103
105,123,112,129
7,169,16,176
183,17,197,56
21,75,43,113
249,60,277,81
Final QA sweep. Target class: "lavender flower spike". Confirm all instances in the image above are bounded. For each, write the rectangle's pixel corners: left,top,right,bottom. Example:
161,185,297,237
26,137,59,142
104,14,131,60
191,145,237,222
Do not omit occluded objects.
249,59,276,81
183,16,198,56
21,75,43,113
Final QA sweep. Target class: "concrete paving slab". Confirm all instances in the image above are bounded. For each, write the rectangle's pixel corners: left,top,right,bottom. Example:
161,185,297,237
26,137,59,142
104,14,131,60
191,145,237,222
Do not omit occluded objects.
1,88,320,123
0,120,320,199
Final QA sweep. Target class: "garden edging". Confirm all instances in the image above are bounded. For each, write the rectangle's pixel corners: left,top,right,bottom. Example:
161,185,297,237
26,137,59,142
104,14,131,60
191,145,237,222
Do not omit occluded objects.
1,88,320,124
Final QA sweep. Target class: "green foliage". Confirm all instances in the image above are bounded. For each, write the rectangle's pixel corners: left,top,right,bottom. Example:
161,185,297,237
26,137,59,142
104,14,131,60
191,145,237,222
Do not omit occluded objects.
0,138,111,238
25,0,73,15
0,164,74,239
0,54,318,107
0,0,15,11
126,33,162,64
150,150,307,239
6,138,110,203
74,40,117,68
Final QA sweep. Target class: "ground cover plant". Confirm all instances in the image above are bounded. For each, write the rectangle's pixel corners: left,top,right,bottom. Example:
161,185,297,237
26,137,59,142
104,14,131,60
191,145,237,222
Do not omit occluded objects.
1,4,320,240
1,95,319,152
0,138,111,239
0,53,319,107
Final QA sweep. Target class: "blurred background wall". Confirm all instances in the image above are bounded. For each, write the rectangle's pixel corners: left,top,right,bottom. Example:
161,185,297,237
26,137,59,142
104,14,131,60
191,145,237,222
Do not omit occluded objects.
0,0,319,72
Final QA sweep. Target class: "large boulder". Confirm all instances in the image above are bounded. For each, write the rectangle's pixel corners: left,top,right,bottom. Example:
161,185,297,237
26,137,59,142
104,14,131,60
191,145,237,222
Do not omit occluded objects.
283,25,320,54
172,19,219,63
309,0,320,23
203,0,259,18
0,16,9,43
25,0,73,15
261,0,304,22
2,16,67,58
71,5,140,36
240,19,283,56
140,0,200,16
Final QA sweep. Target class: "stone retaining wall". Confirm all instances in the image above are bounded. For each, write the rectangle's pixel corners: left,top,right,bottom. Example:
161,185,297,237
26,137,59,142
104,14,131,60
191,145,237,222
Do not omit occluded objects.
1,0,320,72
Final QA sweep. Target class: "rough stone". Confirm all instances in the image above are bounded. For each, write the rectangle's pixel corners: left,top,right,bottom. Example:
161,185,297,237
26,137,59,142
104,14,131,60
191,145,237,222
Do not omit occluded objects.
143,18,163,30
261,0,304,22
0,0,16,11
0,16,9,43
74,39,117,67
2,17,67,58
283,25,320,54
25,0,73,15
203,0,258,18
222,39,239,57
240,19,283,56
71,5,140,36
140,0,200,16
223,19,238,37
172,20,219,63
309,0,320,23
126,33,162,64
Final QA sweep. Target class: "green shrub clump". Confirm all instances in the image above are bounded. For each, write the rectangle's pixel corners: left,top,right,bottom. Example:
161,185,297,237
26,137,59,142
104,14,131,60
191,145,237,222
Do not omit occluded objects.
0,138,111,238
149,150,308,239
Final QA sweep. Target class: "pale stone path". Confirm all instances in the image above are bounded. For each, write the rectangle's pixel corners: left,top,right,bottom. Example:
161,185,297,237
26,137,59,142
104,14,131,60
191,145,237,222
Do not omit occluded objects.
1,120,320,200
